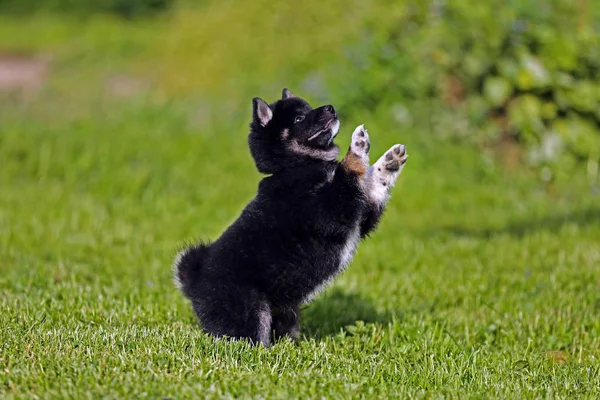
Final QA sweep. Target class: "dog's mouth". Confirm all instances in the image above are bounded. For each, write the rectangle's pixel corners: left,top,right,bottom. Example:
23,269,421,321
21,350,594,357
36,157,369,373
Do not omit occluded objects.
307,118,340,146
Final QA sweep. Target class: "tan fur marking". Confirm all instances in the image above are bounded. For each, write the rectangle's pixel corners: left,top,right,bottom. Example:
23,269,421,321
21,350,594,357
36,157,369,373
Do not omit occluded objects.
342,151,367,177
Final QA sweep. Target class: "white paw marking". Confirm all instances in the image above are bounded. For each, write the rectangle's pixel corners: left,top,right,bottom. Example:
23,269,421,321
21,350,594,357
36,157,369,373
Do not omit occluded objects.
256,302,272,346
350,124,370,165
369,144,408,205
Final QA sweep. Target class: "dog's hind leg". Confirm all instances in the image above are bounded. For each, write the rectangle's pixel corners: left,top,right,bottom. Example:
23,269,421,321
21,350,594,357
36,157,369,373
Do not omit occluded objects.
193,286,272,347
272,306,300,341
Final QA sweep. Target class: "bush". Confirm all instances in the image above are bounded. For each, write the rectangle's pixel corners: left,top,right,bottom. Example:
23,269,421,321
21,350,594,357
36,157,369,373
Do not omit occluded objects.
330,0,600,177
0,0,173,18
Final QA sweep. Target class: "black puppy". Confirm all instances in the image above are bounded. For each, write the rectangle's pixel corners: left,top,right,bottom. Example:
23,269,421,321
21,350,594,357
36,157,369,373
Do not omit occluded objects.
174,89,408,346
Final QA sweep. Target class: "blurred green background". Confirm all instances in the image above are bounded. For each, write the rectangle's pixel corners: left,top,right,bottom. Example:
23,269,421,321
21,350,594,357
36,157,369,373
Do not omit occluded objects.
1,1,599,398
3,0,599,179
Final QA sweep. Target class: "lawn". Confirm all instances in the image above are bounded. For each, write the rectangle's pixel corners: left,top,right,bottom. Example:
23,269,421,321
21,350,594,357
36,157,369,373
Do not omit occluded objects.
1,13,599,399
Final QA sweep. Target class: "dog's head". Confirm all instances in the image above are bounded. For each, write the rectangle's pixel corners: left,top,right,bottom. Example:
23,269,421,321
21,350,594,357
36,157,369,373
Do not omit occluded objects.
248,89,340,174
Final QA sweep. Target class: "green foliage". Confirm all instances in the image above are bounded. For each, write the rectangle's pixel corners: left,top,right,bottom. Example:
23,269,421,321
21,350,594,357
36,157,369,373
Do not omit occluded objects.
329,0,600,175
0,0,173,18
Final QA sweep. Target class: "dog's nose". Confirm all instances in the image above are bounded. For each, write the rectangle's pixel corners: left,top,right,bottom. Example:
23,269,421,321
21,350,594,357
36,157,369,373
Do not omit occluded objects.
325,105,337,118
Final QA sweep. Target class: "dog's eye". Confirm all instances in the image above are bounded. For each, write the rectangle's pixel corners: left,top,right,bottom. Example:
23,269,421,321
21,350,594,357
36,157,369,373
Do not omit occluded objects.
294,115,305,124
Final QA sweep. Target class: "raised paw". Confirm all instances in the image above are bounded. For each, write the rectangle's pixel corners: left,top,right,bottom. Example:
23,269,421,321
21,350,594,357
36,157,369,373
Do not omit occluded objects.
342,125,371,177
350,125,370,164
367,143,408,203
382,144,408,172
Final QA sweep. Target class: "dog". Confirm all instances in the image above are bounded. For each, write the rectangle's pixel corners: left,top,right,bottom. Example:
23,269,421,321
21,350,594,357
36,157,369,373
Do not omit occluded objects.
174,89,408,346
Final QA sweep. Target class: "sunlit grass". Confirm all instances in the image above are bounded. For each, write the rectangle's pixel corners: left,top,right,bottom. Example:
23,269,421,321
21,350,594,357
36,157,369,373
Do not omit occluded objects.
1,12,599,399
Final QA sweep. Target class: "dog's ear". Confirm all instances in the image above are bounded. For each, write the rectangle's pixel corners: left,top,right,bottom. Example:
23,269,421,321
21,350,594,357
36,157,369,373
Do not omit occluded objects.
252,97,273,127
282,88,295,100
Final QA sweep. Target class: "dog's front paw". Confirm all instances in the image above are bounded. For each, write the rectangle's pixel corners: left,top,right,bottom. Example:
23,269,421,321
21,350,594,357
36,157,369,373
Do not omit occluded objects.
368,144,408,203
382,144,408,172
350,125,370,165
342,125,371,177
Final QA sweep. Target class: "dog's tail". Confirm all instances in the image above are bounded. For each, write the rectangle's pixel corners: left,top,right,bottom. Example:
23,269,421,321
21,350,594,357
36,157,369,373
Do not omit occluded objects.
173,243,210,298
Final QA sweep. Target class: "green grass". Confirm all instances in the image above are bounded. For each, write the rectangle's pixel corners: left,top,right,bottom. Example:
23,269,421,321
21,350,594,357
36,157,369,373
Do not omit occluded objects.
1,14,600,400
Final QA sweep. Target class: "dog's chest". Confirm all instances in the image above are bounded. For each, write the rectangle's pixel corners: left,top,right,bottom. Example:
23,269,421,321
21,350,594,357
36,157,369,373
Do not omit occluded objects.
301,223,361,304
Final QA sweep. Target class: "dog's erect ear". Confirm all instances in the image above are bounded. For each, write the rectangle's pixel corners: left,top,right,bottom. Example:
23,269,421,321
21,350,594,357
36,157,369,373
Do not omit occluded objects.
282,88,295,100
253,97,273,127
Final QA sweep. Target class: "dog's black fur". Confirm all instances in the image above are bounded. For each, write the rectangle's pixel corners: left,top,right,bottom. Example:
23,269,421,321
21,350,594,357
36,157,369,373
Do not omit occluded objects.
174,89,407,346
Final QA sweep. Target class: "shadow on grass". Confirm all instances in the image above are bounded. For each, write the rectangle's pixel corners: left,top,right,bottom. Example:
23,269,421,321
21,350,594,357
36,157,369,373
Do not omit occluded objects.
433,207,600,239
300,289,394,339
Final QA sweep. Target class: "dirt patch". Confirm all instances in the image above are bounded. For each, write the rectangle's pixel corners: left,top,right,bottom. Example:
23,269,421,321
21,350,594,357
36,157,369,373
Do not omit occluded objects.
105,74,149,98
0,52,50,95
